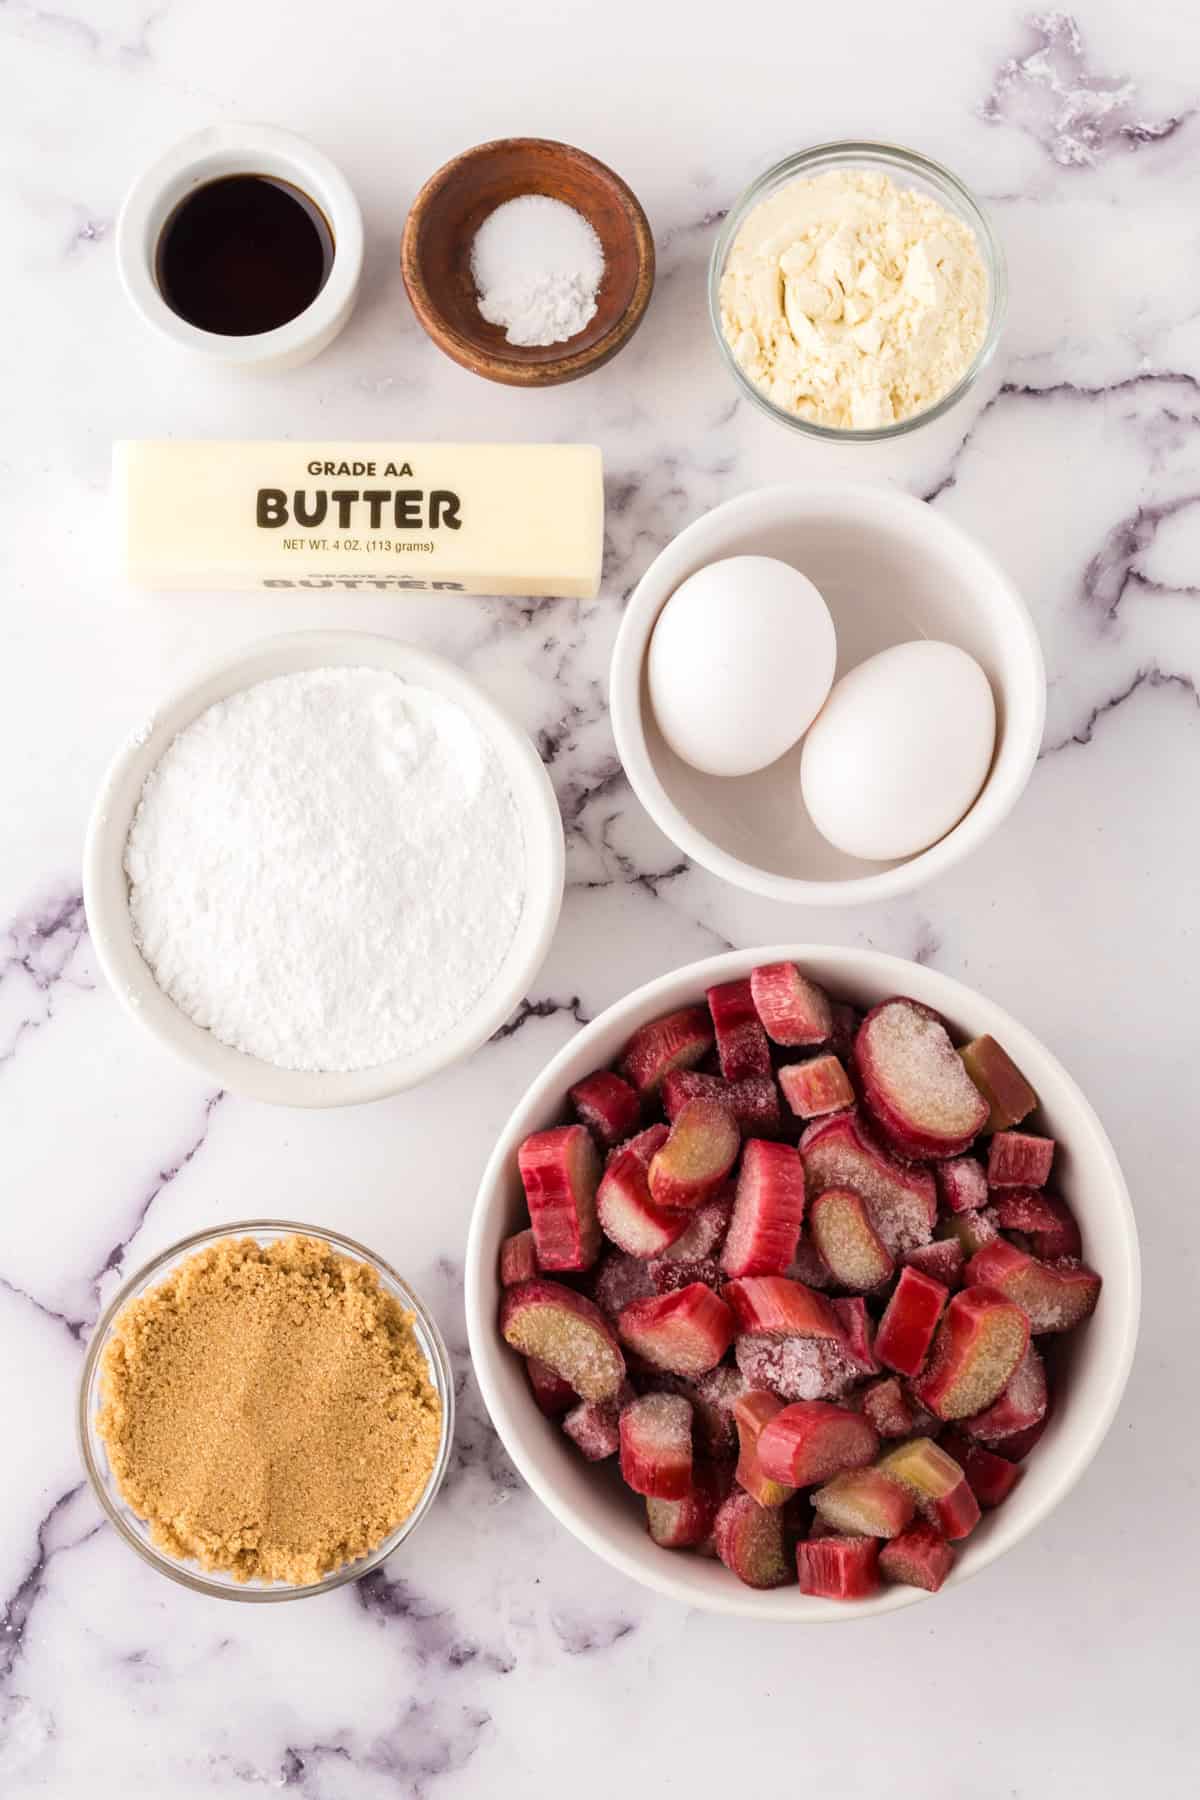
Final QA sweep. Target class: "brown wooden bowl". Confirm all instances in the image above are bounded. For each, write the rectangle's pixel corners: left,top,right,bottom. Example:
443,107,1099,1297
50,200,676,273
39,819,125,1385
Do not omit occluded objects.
401,137,655,387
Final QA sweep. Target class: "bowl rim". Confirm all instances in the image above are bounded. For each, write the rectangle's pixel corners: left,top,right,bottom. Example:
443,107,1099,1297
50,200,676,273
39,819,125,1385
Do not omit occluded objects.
465,945,1141,1621
400,135,656,387
708,139,1007,441
82,629,565,1106
78,1218,456,1602
609,481,1046,906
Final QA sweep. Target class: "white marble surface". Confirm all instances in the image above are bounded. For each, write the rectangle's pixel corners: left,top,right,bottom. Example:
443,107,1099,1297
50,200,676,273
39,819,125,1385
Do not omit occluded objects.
1,2,1196,1793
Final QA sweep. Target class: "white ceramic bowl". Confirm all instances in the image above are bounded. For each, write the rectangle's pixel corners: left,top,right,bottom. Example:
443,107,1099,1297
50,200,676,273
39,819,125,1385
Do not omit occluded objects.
610,484,1046,905
84,631,564,1107
465,946,1140,1621
116,123,364,371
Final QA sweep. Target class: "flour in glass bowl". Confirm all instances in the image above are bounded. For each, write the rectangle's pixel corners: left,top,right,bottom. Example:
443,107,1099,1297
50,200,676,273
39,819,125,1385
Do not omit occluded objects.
123,668,526,1073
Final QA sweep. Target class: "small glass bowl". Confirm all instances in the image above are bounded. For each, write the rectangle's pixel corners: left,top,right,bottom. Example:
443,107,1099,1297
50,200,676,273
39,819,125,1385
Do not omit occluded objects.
78,1220,455,1602
708,140,1007,443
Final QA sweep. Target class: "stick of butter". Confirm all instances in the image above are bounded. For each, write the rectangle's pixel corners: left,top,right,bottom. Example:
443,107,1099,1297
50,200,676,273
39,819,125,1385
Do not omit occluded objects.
115,441,604,599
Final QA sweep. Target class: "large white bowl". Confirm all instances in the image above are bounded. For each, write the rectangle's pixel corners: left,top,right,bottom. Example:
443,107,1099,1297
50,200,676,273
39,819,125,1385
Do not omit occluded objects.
465,947,1140,1620
610,484,1046,905
84,631,564,1107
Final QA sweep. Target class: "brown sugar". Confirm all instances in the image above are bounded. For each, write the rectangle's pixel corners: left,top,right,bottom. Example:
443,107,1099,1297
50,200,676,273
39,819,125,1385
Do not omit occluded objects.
96,1233,443,1584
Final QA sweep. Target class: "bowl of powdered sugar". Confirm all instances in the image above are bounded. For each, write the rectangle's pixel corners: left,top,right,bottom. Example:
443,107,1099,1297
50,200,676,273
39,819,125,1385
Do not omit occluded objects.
83,631,564,1105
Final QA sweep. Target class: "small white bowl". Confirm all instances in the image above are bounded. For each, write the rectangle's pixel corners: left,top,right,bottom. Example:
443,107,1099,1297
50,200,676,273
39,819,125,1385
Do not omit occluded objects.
83,631,564,1107
610,484,1046,906
116,123,364,372
465,946,1140,1621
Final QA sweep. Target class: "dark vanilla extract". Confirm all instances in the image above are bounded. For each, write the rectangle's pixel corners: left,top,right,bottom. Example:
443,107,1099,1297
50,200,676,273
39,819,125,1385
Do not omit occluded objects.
155,175,334,336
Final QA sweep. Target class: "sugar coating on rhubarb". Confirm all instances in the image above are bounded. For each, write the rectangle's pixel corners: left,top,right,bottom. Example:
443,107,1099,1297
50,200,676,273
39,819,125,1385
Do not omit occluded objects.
800,1113,936,1256
736,1332,862,1402
500,1281,626,1401
858,1000,988,1144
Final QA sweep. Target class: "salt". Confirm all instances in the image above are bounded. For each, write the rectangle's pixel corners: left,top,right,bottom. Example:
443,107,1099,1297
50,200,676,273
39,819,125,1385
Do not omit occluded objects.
124,668,526,1074
470,194,604,347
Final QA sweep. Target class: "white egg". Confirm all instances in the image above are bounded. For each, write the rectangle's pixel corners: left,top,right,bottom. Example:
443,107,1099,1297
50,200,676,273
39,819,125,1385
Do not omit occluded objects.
648,556,836,778
800,640,996,862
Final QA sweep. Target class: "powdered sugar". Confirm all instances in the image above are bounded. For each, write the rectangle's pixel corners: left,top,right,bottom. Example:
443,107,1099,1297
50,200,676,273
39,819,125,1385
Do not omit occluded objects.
124,668,525,1073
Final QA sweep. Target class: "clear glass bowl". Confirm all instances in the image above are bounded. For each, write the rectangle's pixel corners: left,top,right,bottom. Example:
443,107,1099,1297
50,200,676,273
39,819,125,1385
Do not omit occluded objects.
78,1220,455,1602
708,140,1007,442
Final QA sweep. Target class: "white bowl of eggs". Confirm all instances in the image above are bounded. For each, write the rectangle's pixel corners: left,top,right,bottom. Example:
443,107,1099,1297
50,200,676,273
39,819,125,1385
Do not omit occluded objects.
609,484,1045,905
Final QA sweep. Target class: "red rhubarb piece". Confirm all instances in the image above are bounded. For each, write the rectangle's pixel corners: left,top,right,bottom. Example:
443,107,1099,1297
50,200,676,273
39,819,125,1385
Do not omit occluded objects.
663,1068,783,1138
646,1466,722,1549
736,1333,861,1402
749,962,833,1046
596,1142,690,1259
706,978,773,1081
654,1365,745,1458
877,1437,980,1540
649,1255,721,1295
591,1251,655,1318
813,1467,916,1538
617,1282,736,1376
800,1111,936,1256
756,1401,879,1488
936,1155,988,1215
941,1430,1023,1508
501,1279,626,1402
714,1491,794,1588
562,1382,633,1461
786,1234,836,1290
959,1034,1038,1132
734,1390,796,1507
779,1054,855,1121
499,1229,539,1288
879,1522,956,1592
797,1534,880,1601
828,1001,863,1061
992,1189,1082,1259
619,1392,693,1499
526,1355,576,1417
937,1206,999,1257
569,1069,642,1148
721,1140,807,1278
875,1266,948,1378
723,1275,842,1341
620,1005,714,1095
987,1130,1055,1190
901,1239,965,1288
518,1124,602,1272
855,997,989,1160
830,1296,880,1374
656,1190,733,1262
647,1097,740,1211
809,1186,894,1291
862,1376,917,1439
913,1286,1030,1420
964,1341,1048,1442
965,1241,1102,1333
606,1123,669,1169
993,1411,1049,1461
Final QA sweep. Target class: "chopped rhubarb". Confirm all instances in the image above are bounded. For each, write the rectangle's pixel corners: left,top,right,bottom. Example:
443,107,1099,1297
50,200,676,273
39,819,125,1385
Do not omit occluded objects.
707,978,773,1081
649,1254,721,1295
941,1430,1023,1508
721,1140,807,1278
779,1054,855,1121
913,1286,1030,1420
591,1250,655,1318
617,1282,736,1376
830,1297,881,1374
662,1068,782,1138
756,1401,879,1488
723,1275,842,1341
654,1365,744,1458
901,1239,965,1289
959,1034,1038,1132
607,1122,669,1168
646,1466,722,1549
877,1438,980,1540
828,1001,863,1061
936,1207,999,1257
714,1491,794,1588
878,1522,956,1592
992,1189,1082,1260
862,1376,917,1439
736,1332,861,1403
596,1142,690,1259
526,1355,577,1417
965,1240,1102,1333
569,1069,642,1148
734,1390,796,1507
518,1124,602,1272
855,997,989,1160
797,1534,880,1600
499,1229,539,1288
987,1130,1055,1190
813,1467,916,1538
647,1097,740,1210
875,1266,948,1378
501,1279,626,1402
800,1111,936,1256
619,1393,694,1499
749,962,833,1046
786,1234,836,1290
963,1341,1048,1442
562,1383,633,1461
936,1155,988,1215
994,1411,1049,1461
620,1005,714,1095
656,1190,733,1262
810,1186,894,1291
